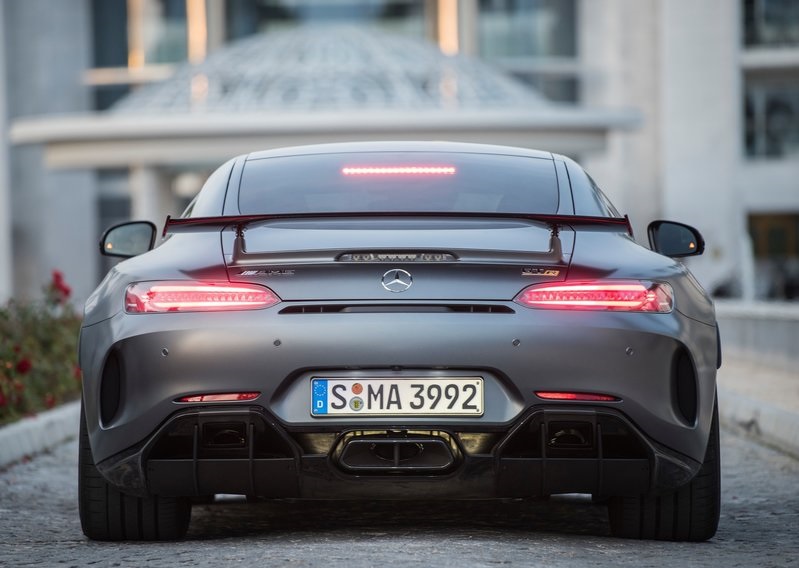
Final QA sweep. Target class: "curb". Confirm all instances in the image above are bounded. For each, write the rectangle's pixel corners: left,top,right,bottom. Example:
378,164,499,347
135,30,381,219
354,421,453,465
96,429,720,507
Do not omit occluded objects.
0,400,81,469
718,387,799,460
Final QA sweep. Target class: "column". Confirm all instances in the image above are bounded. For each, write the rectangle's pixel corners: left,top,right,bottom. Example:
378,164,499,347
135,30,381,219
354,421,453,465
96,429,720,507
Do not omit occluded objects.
129,165,175,226
659,0,741,292
0,2,13,303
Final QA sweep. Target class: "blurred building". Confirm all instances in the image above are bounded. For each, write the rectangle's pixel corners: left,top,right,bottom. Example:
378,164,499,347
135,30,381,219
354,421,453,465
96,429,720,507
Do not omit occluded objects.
1,0,798,305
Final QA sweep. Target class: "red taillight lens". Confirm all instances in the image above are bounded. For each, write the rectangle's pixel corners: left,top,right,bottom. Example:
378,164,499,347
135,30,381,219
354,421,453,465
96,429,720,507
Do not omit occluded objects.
177,392,260,403
535,391,619,402
125,282,280,313
515,281,673,313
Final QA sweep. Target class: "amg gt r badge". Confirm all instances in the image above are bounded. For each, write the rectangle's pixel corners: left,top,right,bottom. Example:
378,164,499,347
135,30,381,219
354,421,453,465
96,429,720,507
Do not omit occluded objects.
381,269,413,292
238,269,295,277
522,267,561,277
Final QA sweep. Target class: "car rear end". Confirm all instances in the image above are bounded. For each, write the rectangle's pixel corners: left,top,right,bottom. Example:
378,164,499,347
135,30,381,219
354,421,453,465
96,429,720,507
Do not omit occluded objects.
80,143,719,541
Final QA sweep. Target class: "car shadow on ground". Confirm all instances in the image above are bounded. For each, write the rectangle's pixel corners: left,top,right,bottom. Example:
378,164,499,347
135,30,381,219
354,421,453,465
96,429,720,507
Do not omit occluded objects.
186,495,611,540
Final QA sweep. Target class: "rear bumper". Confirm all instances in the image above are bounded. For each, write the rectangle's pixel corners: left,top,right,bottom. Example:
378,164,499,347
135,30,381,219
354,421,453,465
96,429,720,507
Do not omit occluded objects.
80,304,718,467
96,404,701,500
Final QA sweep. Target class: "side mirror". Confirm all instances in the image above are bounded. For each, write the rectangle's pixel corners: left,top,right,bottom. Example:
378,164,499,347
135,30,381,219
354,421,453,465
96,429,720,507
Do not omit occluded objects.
100,221,157,258
647,220,705,257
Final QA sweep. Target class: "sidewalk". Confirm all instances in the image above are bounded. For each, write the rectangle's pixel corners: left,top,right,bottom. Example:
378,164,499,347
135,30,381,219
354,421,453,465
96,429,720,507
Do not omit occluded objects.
0,354,797,469
717,354,799,459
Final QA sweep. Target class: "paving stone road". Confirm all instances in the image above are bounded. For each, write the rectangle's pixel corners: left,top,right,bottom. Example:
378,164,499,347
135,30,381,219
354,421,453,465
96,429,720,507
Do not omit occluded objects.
0,428,797,567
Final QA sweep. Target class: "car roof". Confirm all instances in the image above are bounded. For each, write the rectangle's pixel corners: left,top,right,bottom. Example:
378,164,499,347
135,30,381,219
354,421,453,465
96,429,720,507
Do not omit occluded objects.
245,141,554,161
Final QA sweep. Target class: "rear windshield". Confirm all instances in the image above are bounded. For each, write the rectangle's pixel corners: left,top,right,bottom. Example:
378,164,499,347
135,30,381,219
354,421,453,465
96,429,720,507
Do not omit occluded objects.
238,152,559,214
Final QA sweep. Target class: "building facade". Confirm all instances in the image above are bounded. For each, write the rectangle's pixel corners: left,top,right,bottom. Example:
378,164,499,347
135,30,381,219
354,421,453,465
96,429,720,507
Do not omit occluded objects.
581,0,799,300
1,0,798,304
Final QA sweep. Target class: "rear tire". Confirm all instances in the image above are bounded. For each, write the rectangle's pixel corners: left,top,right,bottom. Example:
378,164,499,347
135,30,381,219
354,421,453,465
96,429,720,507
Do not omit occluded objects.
607,398,720,541
78,402,191,541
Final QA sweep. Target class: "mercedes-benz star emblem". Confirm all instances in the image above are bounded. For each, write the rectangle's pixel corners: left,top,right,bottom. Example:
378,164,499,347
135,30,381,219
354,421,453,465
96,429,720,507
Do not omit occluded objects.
381,269,413,293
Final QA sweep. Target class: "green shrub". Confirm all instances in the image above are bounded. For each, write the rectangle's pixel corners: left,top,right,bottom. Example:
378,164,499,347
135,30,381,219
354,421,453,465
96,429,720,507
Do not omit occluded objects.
0,271,82,425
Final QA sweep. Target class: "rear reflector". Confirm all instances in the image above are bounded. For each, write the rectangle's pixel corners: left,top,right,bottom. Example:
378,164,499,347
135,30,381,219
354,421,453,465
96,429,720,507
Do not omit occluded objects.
341,166,456,176
177,392,260,403
535,391,619,402
515,281,673,312
126,282,280,313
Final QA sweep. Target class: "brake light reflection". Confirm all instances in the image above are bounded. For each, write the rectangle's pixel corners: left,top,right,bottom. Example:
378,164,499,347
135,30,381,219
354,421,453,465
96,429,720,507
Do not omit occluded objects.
535,392,619,402
177,392,260,403
341,166,456,176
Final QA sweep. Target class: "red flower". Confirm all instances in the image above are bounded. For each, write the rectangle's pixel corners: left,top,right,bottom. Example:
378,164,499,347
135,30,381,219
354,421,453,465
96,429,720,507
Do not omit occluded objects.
0,390,6,407
15,358,32,375
50,270,72,303
73,365,82,381
13,380,25,393
44,393,56,409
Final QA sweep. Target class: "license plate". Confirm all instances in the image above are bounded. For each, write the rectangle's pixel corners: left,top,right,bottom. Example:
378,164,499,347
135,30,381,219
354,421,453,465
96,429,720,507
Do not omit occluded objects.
311,377,484,417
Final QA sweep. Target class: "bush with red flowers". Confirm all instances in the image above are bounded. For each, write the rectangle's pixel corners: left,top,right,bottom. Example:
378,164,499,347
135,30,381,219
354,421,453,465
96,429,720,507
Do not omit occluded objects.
0,271,81,425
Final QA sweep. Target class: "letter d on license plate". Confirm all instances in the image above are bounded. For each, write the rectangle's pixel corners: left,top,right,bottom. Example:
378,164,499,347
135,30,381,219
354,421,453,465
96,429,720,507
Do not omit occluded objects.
311,378,483,416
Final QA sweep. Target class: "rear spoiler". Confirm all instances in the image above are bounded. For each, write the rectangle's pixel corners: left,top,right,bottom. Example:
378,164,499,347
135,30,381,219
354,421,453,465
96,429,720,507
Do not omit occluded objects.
164,212,633,237
163,212,632,265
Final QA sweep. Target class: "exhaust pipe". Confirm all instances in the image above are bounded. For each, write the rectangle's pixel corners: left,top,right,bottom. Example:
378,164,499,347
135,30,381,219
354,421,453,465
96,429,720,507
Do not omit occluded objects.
547,421,592,449
202,422,246,448
337,433,457,473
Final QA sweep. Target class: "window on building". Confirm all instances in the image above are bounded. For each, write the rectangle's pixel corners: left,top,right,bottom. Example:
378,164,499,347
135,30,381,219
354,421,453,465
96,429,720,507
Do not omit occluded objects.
225,0,426,40
89,0,198,110
749,213,799,299
477,0,579,102
744,0,799,47
744,73,799,157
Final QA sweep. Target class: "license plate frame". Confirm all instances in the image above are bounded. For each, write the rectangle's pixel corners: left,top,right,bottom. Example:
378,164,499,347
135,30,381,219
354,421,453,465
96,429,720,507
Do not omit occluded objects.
311,377,484,417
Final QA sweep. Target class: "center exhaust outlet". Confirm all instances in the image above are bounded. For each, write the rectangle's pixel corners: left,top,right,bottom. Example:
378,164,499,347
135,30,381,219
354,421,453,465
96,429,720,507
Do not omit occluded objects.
337,432,458,473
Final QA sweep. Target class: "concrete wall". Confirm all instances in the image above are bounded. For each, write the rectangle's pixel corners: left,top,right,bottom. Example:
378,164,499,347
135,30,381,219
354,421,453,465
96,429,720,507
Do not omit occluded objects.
0,1,12,304
4,0,98,304
716,301,799,372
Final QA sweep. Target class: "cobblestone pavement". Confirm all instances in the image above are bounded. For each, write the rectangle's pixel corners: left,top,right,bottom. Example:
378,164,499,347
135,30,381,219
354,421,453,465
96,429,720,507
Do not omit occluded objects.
0,428,797,568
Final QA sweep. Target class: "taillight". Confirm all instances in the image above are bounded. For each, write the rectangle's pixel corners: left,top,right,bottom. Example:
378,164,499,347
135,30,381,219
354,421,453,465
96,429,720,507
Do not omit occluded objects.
515,281,673,312
125,282,280,313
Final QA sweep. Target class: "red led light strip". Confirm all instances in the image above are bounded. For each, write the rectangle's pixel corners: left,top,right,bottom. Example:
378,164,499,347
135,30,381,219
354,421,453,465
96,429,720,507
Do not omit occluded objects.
177,392,260,403
515,281,673,312
341,166,456,176
535,391,619,402
126,282,280,313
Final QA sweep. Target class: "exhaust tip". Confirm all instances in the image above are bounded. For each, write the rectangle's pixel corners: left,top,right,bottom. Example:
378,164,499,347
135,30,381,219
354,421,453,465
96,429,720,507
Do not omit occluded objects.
202,422,246,448
547,421,593,449
336,432,458,473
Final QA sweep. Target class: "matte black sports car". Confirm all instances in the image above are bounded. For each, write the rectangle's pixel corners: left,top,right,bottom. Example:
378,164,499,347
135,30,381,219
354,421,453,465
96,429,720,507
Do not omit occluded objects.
79,141,720,541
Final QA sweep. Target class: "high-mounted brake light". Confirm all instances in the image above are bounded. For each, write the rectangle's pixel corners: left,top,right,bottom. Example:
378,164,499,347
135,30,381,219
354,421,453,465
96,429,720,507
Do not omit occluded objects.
177,392,260,403
341,166,456,176
535,391,620,402
515,281,673,312
125,282,280,313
